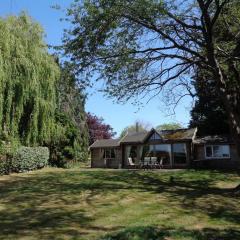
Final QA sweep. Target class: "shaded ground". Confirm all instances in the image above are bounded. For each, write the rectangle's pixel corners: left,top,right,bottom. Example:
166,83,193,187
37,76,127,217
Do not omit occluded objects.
0,168,239,240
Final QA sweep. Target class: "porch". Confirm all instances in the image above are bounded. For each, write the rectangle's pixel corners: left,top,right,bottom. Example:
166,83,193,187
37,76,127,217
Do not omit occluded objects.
123,142,191,169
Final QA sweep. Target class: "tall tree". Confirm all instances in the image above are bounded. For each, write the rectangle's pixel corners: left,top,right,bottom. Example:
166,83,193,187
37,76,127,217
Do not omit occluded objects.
49,63,89,166
0,14,60,146
0,14,89,167
87,113,116,145
63,0,240,155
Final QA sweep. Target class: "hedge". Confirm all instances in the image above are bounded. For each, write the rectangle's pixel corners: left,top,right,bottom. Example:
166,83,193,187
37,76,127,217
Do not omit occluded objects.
11,147,49,173
0,155,11,175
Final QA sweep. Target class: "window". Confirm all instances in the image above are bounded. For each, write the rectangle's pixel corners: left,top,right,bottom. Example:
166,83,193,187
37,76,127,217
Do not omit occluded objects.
125,145,138,164
104,149,115,159
154,144,171,165
149,132,161,140
205,145,230,159
141,144,171,165
173,143,187,164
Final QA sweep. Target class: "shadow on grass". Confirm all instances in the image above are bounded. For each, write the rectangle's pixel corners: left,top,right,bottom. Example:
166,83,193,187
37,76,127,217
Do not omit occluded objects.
99,226,240,240
0,171,125,239
0,169,239,239
81,170,240,224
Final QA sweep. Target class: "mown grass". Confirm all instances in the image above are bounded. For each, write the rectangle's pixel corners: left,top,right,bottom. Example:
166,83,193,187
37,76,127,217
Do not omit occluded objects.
0,168,239,240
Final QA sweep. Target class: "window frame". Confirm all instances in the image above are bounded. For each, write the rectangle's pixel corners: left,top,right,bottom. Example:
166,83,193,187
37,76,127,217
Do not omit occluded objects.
103,148,116,159
149,132,162,141
172,143,188,165
204,145,230,159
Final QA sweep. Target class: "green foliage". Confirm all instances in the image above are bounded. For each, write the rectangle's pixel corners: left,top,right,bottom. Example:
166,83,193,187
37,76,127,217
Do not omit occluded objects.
119,121,150,139
63,0,240,103
49,64,89,167
0,14,89,168
50,111,88,167
189,70,230,136
0,13,60,146
63,1,240,154
156,123,183,131
0,156,11,175
11,146,49,173
63,0,167,102
189,2,240,136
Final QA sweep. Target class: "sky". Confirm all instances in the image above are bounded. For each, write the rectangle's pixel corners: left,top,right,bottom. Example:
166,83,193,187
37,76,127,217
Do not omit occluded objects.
0,0,192,136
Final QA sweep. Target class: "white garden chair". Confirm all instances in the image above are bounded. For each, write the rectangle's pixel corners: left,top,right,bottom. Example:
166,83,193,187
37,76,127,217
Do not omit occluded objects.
128,157,136,168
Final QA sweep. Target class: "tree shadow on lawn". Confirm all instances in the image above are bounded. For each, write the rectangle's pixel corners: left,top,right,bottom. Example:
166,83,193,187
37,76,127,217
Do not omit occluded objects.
0,207,92,238
80,169,238,198
81,170,240,224
0,172,125,239
99,226,240,240
0,169,239,239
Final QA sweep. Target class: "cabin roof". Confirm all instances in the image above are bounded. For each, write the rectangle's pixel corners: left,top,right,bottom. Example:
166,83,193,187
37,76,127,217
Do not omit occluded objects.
159,128,197,140
90,128,197,148
193,135,233,144
120,131,149,143
89,139,120,148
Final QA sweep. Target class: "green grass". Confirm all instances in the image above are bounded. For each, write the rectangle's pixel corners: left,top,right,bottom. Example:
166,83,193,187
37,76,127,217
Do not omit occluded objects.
0,168,239,240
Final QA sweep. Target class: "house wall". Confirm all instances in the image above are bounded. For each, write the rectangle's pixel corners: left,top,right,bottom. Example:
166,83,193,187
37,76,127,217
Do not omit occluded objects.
109,148,122,168
91,148,104,168
193,144,240,169
91,148,122,168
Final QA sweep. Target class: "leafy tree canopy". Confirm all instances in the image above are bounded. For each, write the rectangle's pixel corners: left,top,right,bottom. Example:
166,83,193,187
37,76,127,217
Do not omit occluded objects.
119,121,151,139
63,0,240,155
0,13,89,166
87,112,116,145
63,0,239,104
156,123,183,131
50,63,89,166
0,13,60,146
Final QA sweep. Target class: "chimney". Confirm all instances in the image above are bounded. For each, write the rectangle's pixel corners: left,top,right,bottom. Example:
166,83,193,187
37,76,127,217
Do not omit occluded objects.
136,122,139,132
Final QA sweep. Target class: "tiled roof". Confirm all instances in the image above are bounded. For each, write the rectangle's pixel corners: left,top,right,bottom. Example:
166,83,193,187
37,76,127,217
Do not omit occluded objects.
193,135,233,144
159,128,197,140
120,131,149,143
90,128,197,148
89,139,120,148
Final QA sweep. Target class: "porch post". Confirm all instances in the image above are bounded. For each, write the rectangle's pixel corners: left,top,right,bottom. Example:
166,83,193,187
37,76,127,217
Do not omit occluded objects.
121,145,125,168
137,145,141,165
170,144,173,168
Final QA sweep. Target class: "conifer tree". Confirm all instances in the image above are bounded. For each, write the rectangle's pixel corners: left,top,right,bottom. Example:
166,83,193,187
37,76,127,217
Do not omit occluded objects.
189,70,229,136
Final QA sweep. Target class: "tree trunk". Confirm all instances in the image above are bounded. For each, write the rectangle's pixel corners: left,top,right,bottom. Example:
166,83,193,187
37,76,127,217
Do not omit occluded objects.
226,103,240,156
210,58,240,157
216,61,240,191
220,87,240,157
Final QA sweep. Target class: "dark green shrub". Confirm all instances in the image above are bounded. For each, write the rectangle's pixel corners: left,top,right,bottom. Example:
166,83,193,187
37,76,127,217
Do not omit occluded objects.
48,111,88,168
0,155,11,175
11,147,49,172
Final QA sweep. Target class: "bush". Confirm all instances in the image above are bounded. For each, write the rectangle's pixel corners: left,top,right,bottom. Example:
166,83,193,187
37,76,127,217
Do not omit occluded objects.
11,147,49,172
0,155,11,175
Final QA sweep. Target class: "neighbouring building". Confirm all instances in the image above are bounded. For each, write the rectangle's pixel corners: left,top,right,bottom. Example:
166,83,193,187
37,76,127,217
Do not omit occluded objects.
89,128,240,169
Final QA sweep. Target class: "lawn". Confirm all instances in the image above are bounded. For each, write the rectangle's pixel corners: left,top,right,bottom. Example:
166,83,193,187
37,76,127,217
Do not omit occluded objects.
0,168,240,240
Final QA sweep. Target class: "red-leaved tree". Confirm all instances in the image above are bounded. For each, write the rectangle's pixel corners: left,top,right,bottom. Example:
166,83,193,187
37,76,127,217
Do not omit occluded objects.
86,112,116,145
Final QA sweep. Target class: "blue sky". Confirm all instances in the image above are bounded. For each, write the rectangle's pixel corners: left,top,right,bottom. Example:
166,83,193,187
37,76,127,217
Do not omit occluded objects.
0,0,192,136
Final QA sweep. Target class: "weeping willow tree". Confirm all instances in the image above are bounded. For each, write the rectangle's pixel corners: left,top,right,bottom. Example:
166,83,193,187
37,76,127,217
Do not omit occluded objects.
0,13,88,165
0,13,62,146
